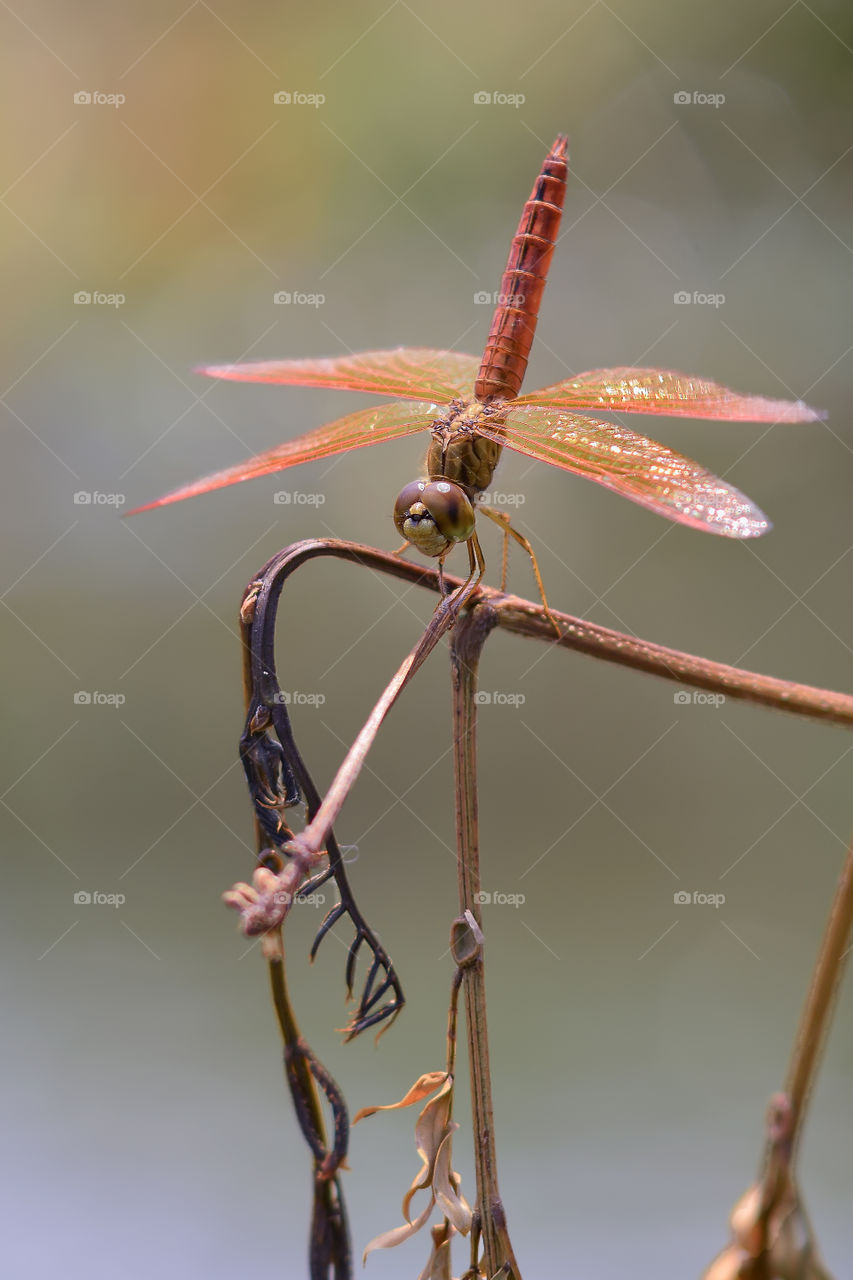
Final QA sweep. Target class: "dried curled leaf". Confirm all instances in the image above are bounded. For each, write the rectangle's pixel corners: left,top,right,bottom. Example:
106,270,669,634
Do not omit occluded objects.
353,1071,448,1125
404,1076,454,1222
356,1071,471,1267
704,1093,835,1279
704,1179,835,1279
433,1126,473,1234
363,1195,436,1258
417,1221,457,1280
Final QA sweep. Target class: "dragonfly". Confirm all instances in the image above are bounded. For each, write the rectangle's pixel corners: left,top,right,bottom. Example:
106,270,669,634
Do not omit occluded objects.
132,135,822,621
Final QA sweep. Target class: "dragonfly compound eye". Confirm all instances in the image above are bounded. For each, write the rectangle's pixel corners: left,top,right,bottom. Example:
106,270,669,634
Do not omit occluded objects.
393,479,476,558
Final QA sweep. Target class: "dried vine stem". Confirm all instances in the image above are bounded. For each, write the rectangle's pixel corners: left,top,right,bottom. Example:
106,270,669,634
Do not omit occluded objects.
240,539,853,728
224,537,853,1278
237,594,356,1277
702,833,853,1278
229,544,481,940
236,546,419,1032
266,930,352,1279
226,536,853,936
450,604,523,1280
783,829,853,1155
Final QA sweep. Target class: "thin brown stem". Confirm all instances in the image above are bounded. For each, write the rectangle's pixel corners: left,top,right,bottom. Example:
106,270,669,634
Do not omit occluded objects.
297,593,458,857
240,579,267,855
251,540,853,727
230,538,853,937
267,932,352,1277
783,830,853,1158
451,604,522,1280
446,965,464,1078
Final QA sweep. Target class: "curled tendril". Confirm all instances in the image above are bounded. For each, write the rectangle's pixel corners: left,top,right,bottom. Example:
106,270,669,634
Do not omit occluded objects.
237,548,404,1040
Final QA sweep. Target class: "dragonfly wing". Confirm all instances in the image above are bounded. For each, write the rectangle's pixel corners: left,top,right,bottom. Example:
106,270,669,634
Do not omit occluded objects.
197,348,480,403
487,406,771,537
515,367,825,422
130,401,435,513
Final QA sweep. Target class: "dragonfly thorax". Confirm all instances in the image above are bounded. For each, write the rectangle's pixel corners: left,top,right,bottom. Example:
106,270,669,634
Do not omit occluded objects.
426,397,506,500
393,398,506,558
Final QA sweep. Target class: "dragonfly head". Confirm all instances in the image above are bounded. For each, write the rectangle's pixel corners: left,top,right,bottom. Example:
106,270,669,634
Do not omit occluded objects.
393,479,476,558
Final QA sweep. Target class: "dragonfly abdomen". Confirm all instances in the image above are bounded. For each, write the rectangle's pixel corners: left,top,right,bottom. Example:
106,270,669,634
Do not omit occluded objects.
474,135,568,404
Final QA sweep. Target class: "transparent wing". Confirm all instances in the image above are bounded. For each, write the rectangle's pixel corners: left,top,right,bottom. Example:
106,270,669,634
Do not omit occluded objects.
515,367,825,422
486,405,771,537
130,401,435,513
197,347,480,403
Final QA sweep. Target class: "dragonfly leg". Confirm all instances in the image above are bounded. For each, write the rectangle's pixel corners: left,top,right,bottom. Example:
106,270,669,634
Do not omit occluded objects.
437,557,449,599
494,514,510,591
443,533,486,621
478,505,561,638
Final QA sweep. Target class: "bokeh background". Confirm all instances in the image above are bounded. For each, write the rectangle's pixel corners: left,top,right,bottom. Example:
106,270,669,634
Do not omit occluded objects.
2,2,852,1276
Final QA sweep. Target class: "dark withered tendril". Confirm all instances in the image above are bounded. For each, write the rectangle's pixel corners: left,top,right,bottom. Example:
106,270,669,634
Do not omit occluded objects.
239,545,405,1040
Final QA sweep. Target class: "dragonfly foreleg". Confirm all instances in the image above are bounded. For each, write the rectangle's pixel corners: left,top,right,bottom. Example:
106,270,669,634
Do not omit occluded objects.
443,531,486,623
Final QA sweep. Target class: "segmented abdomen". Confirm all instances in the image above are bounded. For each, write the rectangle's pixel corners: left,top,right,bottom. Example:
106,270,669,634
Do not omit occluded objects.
474,135,568,403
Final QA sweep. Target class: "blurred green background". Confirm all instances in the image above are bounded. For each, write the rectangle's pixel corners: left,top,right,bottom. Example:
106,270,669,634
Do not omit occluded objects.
2,1,852,1276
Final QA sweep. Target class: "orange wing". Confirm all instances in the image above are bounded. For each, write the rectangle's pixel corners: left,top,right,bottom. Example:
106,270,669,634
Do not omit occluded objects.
484,405,772,537
197,348,479,403
515,367,824,422
130,401,435,514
